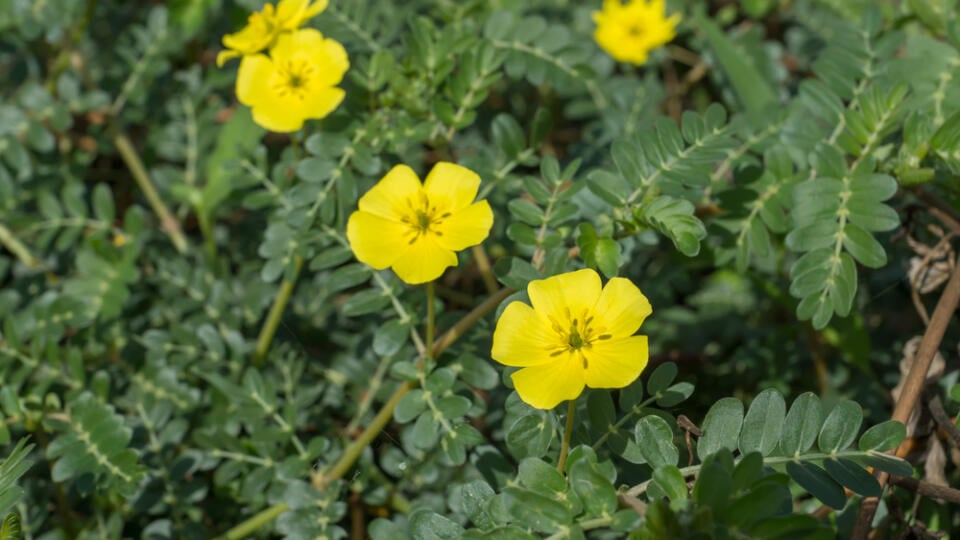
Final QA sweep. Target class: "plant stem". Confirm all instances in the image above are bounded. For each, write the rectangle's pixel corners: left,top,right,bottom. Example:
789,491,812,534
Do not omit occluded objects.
544,516,614,540
471,245,499,294
853,260,960,539
253,256,304,366
215,503,290,540
0,223,40,268
312,287,512,488
557,400,576,472
315,380,413,489
113,132,188,254
426,281,435,360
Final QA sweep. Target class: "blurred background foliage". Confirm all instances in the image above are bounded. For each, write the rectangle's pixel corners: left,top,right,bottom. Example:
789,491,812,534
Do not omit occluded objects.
0,0,959,538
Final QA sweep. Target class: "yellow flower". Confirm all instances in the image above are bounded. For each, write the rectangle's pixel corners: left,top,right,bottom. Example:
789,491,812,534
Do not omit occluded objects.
236,29,348,132
491,269,652,410
593,0,681,66
217,0,328,67
346,162,494,285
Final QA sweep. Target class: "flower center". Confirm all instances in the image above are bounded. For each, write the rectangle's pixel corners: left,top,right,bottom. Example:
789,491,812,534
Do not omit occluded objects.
272,58,315,100
627,24,643,38
549,310,613,368
399,193,452,244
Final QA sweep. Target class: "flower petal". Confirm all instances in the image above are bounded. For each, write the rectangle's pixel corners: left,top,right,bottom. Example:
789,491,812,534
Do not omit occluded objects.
583,335,648,389
250,100,308,132
423,162,482,212
357,165,422,219
270,28,325,61
303,0,329,19
527,269,602,327
592,277,652,338
390,237,457,284
216,49,242,67
511,356,586,410
346,211,409,270
492,302,559,367
309,38,350,87
222,24,273,56
303,87,345,121
434,200,493,251
236,55,273,106
276,0,308,28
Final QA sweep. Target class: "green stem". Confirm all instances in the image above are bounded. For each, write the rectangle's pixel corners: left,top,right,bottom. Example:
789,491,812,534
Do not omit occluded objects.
425,281,435,360
312,286,512,489
253,256,304,366
197,211,216,262
316,380,413,489
544,516,614,540
113,132,188,254
0,223,40,268
215,502,290,540
592,394,660,449
557,400,576,472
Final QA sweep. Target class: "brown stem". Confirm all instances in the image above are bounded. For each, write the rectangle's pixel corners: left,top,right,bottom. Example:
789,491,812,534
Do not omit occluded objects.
929,394,960,448
888,476,960,504
853,262,960,538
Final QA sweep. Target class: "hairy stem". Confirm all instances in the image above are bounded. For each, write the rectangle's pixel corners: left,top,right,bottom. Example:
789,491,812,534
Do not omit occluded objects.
215,503,290,540
0,223,40,268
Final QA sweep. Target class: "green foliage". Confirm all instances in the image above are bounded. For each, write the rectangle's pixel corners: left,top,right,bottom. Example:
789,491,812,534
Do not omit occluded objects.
0,0,957,538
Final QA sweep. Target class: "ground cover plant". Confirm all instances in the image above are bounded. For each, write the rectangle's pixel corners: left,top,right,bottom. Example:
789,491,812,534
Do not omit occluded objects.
1,0,960,538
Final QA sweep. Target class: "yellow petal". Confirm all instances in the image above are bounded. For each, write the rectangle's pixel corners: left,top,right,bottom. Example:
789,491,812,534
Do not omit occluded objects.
357,165,422,219
250,100,309,132
270,28,325,62
276,0,309,27
491,302,559,367
222,24,272,56
216,49,241,67
583,335,648,389
308,37,350,87
511,355,585,410
303,0,329,20
303,87,345,120
390,237,457,284
434,200,493,251
527,269,602,326
236,55,274,106
346,211,409,270
423,162,482,212
592,277,652,338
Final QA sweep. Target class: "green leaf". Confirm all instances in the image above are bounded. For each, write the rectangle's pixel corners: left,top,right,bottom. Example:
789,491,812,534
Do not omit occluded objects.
373,320,410,357
634,415,679,468
646,362,678,396
506,414,554,459
698,398,744,460
651,464,687,503
0,514,20,540
502,487,572,533
568,459,617,517
657,383,694,408
739,389,786,456
858,421,906,452
695,13,778,115
785,461,846,509
823,458,881,497
201,107,264,217
636,196,707,257
408,510,464,539
818,400,862,453
450,480,496,529
576,224,621,278
494,257,543,290
0,438,32,516
92,183,115,224
779,392,824,456
518,458,565,494
857,451,914,477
